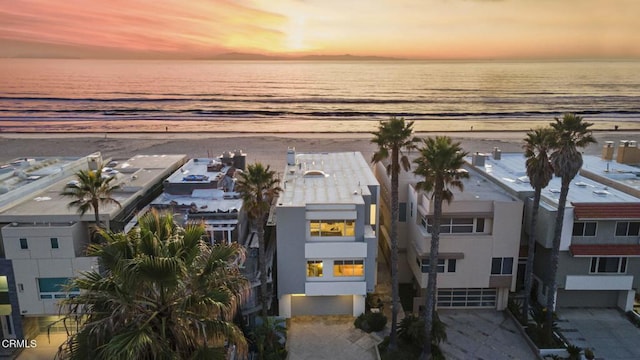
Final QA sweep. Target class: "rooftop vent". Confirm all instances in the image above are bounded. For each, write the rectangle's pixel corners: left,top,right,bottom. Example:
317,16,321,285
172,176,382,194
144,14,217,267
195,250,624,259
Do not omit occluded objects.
575,181,588,187
548,188,561,194
303,170,328,178
517,176,530,183
593,189,610,196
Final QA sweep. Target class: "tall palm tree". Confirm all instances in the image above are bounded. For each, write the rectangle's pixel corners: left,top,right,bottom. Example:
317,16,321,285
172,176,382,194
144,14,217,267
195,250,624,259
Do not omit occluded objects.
545,113,596,342
413,136,468,359
56,209,249,360
236,163,282,317
371,116,418,350
61,166,121,228
522,127,555,324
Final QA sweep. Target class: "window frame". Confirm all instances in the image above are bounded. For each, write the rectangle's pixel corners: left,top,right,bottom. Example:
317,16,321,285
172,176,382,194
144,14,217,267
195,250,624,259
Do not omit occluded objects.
589,257,628,274
50,237,59,249
306,260,324,278
333,259,365,277
616,221,640,237
421,216,488,234
490,257,513,275
572,221,597,237
309,220,356,237
416,257,457,273
19,238,28,250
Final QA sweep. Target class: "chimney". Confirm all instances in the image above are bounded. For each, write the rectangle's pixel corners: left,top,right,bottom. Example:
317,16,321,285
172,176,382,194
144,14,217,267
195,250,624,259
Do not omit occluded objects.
492,147,502,160
287,147,296,166
617,140,640,164
472,152,486,167
602,141,614,161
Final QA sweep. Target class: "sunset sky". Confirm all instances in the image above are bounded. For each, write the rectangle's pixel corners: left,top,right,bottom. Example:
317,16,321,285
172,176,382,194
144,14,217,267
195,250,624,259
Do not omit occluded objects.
1,0,638,60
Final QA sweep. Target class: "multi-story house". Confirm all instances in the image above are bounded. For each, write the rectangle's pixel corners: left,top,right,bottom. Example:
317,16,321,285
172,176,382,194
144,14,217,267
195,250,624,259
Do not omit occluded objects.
475,147,640,311
0,153,186,344
374,156,523,312
276,150,379,317
149,153,267,321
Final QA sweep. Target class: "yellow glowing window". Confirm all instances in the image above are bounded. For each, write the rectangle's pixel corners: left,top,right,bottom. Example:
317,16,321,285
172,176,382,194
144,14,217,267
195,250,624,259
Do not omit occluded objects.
307,260,323,277
333,260,364,277
309,220,355,237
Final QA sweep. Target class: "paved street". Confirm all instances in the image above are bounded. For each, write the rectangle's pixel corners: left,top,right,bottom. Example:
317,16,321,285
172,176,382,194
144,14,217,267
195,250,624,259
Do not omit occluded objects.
558,308,640,360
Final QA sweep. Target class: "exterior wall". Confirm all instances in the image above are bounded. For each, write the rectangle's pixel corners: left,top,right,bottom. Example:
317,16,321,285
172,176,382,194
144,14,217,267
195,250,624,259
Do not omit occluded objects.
2,222,87,259
276,206,307,297
11,256,98,316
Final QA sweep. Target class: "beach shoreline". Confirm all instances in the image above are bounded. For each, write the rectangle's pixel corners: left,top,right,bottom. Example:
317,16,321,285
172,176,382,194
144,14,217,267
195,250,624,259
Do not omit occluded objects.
2,130,637,170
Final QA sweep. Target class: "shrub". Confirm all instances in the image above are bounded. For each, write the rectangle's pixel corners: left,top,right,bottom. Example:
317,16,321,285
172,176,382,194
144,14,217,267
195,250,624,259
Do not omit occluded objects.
354,312,387,333
566,344,582,360
398,313,447,346
584,348,595,360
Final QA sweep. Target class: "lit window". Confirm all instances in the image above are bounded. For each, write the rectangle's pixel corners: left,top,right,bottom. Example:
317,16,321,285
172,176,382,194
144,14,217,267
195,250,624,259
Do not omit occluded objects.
491,257,513,275
590,257,627,274
306,260,323,277
19,238,28,250
572,222,597,236
50,238,59,249
309,220,355,237
334,260,364,277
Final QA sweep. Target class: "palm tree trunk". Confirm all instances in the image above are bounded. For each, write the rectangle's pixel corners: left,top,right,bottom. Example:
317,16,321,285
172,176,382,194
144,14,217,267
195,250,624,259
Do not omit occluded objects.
522,187,542,324
421,187,443,360
545,178,569,344
257,216,269,317
93,199,101,228
389,147,400,350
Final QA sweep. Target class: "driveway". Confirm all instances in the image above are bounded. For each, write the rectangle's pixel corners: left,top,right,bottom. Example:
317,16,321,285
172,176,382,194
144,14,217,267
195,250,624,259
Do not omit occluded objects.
557,308,640,360
287,316,378,360
438,309,537,360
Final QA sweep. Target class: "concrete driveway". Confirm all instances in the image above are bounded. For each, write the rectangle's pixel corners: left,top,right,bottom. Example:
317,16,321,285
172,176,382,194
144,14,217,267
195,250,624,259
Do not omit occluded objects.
438,309,537,360
557,308,640,360
287,316,378,360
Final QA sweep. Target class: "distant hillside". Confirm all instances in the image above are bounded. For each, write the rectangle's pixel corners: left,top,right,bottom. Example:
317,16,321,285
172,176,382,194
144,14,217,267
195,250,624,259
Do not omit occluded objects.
208,52,402,61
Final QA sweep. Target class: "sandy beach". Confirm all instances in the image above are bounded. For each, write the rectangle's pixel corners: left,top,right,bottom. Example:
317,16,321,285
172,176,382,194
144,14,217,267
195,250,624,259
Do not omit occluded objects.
1,130,638,169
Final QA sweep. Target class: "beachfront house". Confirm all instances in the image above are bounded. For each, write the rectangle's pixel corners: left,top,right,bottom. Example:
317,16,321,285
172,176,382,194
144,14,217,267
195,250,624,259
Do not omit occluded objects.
276,150,379,317
0,153,186,346
374,155,523,312
149,152,269,321
474,146,640,311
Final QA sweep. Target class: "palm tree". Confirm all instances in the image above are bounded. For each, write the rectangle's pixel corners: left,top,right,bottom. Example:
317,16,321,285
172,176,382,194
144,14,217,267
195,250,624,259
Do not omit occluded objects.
61,165,121,228
235,163,282,317
55,209,249,360
522,127,555,324
371,116,418,350
545,113,596,342
413,136,468,359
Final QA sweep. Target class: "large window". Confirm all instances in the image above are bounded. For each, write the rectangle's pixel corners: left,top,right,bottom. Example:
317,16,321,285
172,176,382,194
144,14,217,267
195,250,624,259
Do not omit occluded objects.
37,278,79,299
616,222,640,236
306,260,323,277
416,257,457,273
333,260,364,277
437,288,497,308
310,220,355,237
421,217,486,234
491,257,513,275
572,222,597,236
590,257,627,274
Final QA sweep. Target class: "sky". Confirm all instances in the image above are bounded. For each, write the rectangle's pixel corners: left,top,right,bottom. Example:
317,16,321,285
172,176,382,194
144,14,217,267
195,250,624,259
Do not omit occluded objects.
1,0,639,60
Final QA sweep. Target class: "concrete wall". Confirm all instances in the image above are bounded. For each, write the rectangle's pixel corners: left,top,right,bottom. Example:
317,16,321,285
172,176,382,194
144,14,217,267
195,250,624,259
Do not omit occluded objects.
2,222,87,259
276,206,306,297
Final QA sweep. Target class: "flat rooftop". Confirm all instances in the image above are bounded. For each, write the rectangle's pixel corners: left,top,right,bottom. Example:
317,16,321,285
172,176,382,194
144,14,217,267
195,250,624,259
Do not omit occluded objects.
165,158,232,185
474,153,640,205
278,152,378,207
0,154,187,223
581,155,640,194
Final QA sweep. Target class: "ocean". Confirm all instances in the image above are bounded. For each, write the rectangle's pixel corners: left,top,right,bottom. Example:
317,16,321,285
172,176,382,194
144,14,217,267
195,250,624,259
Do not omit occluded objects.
1,59,639,133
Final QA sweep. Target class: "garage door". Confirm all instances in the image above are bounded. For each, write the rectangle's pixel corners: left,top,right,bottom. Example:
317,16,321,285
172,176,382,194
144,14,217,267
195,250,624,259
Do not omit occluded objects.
291,295,353,316
437,288,497,308
557,289,618,308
